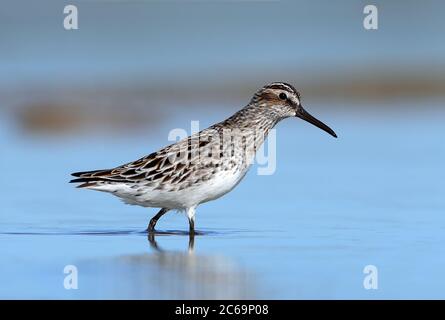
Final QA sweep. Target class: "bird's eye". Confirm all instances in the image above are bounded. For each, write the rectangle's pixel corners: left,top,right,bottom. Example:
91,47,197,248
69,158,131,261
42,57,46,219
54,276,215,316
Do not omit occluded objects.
279,93,287,100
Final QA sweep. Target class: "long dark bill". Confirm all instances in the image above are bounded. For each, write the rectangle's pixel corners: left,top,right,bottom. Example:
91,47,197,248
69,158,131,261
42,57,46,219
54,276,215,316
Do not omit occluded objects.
297,106,337,138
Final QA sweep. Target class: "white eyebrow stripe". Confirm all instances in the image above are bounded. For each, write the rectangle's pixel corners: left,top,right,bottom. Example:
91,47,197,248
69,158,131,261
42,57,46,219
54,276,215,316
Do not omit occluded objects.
268,82,294,93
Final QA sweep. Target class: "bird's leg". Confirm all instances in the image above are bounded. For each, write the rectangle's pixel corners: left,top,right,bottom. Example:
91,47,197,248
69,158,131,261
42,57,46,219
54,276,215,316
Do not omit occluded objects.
147,208,168,232
188,216,195,235
186,206,196,235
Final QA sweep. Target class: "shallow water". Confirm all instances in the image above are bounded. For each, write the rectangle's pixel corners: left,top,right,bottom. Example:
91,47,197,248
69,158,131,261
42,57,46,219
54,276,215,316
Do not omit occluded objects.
1,100,445,299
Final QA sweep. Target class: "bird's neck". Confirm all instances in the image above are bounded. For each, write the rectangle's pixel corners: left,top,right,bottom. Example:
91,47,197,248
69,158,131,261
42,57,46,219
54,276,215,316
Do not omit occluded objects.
220,104,279,130
214,104,280,151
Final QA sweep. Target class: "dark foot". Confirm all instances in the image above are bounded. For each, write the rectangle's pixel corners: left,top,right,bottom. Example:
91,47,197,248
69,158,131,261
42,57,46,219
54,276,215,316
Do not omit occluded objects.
188,217,195,236
147,208,168,233
147,218,158,232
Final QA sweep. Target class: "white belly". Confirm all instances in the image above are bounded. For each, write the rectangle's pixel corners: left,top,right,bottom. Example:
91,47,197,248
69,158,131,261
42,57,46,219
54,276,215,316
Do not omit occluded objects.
101,165,250,209
185,166,250,206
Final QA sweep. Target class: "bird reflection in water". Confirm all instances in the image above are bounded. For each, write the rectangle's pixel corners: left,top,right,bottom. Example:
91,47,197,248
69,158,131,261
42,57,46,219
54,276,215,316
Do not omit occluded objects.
141,231,256,299
147,231,195,253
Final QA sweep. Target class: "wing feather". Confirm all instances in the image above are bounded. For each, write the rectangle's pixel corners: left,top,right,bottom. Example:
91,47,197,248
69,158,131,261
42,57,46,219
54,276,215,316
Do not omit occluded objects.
70,129,222,188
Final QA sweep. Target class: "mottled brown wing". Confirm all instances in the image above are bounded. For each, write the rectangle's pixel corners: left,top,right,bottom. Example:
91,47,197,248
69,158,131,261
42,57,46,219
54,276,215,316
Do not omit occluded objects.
69,132,208,186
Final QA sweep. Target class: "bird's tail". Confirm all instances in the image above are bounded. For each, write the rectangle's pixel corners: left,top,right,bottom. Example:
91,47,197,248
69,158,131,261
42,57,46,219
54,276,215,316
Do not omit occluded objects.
70,169,115,188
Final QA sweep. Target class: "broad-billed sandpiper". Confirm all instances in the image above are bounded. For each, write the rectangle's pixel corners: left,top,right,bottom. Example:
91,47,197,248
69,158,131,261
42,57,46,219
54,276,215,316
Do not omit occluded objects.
70,82,337,234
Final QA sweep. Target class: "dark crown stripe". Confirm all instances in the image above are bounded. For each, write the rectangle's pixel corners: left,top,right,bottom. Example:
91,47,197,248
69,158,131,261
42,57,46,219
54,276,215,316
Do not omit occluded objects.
263,82,301,99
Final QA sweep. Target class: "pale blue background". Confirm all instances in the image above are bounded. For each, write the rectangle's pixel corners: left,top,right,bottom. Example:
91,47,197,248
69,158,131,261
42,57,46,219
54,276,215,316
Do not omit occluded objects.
1,0,444,299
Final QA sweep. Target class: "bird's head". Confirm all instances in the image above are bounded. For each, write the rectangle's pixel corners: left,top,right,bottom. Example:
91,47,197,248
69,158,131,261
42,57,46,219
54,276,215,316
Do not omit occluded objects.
251,82,337,138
